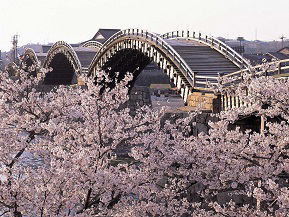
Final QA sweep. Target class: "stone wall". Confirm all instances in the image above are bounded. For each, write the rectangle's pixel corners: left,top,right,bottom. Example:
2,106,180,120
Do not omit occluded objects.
187,92,221,113
134,68,172,87
126,86,152,115
162,111,219,136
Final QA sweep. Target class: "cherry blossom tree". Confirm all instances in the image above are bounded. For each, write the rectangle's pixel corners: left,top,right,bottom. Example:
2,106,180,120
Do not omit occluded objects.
0,63,288,217
0,65,160,216
127,74,289,216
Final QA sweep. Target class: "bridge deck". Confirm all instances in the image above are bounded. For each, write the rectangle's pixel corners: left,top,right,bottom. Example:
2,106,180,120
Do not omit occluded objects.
165,39,240,87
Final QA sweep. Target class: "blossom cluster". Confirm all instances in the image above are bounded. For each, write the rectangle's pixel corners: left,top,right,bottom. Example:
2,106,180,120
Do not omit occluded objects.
0,64,288,216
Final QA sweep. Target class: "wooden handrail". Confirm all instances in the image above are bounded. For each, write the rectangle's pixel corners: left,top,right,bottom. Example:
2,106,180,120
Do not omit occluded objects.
195,81,218,85
195,75,218,79
220,59,289,85
161,30,252,71
81,41,103,49
86,29,289,91
44,41,82,75
88,28,196,87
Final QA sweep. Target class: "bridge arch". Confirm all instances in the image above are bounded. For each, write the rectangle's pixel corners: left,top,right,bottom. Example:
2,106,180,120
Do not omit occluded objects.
7,62,18,77
88,29,196,102
88,29,251,103
23,48,39,66
22,48,40,77
81,40,103,50
43,41,82,85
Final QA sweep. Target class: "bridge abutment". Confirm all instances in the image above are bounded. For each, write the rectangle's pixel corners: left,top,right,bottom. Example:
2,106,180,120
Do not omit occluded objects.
118,86,152,115
187,92,221,113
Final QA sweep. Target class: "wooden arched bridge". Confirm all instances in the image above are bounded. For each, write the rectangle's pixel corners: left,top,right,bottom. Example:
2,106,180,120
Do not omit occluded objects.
22,28,289,112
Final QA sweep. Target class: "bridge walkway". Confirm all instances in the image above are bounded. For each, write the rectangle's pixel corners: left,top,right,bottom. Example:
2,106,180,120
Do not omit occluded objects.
165,39,240,88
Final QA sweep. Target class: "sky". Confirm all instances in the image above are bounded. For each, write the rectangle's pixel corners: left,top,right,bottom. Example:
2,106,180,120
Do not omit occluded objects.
1,0,289,51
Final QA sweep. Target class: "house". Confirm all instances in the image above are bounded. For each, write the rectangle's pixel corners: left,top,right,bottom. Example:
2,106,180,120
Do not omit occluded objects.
267,47,289,60
82,29,121,44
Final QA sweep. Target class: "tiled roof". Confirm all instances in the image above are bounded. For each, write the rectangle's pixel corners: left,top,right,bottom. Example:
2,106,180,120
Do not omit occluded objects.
277,47,289,54
73,47,98,68
243,54,271,65
91,29,120,43
42,45,52,53
267,52,289,60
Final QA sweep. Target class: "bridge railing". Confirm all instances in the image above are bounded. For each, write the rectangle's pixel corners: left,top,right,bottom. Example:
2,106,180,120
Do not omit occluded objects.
44,41,82,75
193,75,219,90
217,59,289,111
23,48,40,65
198,59,289,92
88,28,196,87
161,30,252,72
81,40,103,49
221,59,289,85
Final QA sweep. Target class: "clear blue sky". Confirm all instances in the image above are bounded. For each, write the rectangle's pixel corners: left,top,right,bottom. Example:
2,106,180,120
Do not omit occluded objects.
1,0,288,51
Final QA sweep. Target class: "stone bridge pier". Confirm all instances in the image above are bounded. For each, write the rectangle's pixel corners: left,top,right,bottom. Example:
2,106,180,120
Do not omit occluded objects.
187,92,221,113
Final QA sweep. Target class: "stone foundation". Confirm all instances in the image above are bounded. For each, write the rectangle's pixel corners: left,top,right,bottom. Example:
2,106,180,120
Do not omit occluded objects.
162,111,219,136
187,92,221,113
125,86,152,115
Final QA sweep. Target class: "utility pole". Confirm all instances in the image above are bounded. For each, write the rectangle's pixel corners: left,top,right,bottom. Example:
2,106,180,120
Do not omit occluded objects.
11,34,19,65
280,35,286,49
0,50,2,70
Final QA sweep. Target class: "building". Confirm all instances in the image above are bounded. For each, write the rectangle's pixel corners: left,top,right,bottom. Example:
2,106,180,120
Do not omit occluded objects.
82,29,120,44
267,47,289,60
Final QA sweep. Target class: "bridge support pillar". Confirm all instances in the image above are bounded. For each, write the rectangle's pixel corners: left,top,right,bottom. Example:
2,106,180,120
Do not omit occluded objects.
187,92,221,113
261,115,265,134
